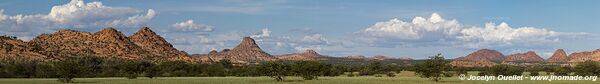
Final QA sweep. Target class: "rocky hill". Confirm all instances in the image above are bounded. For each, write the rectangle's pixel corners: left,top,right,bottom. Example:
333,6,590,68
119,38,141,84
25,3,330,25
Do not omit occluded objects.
503,51,545,63
547,49,568,63
568,49,600,62
449,49,504,67
453,49,505,62
275,49,322,60
0,36,48,61
4,27,195,62
201,37,275,64
129,27,193,61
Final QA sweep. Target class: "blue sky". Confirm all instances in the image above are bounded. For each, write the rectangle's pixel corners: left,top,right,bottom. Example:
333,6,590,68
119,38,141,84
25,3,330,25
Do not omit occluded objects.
0,0,599,59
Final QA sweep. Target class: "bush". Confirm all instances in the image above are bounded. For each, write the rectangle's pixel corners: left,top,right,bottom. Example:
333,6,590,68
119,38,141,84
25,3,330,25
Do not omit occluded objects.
488,64,523,76
478,71,490,76
530,71,540,76
574,61,600,76
386,72,396,77
292,61,323,80
347,73,356,77
554,66,573,76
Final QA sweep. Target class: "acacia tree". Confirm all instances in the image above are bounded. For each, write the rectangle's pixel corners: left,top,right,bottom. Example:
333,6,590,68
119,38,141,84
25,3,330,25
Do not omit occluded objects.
54,57,85,83
257,61,291,82
292,61,323,80
414,53,451,82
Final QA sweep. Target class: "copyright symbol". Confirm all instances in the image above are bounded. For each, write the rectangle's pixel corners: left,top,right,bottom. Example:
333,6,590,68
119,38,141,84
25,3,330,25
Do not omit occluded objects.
459,74,466,80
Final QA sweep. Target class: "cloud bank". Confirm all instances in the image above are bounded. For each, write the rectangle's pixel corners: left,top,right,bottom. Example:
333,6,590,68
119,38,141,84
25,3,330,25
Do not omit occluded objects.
356,13,589,49
0,0,156,40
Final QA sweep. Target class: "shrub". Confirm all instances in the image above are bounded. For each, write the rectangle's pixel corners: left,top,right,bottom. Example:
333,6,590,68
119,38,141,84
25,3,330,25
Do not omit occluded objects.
488,64,523,76
386,72,396,77
530,71,540,76
574,61,600,76
347,73,356,77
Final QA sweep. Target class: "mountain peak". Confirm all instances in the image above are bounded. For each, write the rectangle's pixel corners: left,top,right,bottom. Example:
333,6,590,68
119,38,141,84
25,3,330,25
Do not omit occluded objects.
300,49,322,57
208,37,273,63
547,49,568,63
134,27,156,36
503,51,544,63
93,27,128,42
456,49,505,62
232,37,262,51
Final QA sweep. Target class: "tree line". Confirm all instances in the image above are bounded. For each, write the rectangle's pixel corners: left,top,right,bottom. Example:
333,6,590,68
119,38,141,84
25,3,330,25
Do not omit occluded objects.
2,54,600,83
0,55,403,83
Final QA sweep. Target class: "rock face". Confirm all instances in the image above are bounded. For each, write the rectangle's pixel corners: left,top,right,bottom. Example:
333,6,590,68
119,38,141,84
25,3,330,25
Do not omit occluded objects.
275,50,322,60
547,49,568,63
205,37,274,63
19,27,194,62
129,27,192,61
454,49,505,62
449,60,496,67
30,28,152,59
0,36,47,61
450,49,504,67
568,49,600,62
503,51,545,63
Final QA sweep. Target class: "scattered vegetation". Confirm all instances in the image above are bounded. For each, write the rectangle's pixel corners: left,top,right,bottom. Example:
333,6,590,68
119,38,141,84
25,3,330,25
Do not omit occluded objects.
414,53,451,82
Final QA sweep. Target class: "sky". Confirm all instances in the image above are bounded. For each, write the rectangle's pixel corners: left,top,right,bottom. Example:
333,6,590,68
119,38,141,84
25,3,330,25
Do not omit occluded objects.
0,0,599,59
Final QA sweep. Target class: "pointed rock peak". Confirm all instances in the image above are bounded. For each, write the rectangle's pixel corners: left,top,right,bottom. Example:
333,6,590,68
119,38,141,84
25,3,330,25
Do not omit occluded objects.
135,27,157,35
209,50,218,54
548,49,568,62
302,49,321,56
233,37,262,51
242,37,256,44
304,49,318,54
555,49,565,52
95,27,121,35
93,27,128,41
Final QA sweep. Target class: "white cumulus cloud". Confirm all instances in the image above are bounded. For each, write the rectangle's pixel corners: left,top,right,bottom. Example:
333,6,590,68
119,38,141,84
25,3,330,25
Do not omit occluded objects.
250,28,271,39
169,20,214,32
356,13,588,48
0,0,156,40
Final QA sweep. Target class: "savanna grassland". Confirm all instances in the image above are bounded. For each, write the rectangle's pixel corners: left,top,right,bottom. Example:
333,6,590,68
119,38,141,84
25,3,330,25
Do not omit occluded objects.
0,71,596,84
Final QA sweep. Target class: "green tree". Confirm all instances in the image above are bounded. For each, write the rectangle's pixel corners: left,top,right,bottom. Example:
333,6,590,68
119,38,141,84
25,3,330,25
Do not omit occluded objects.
119,61,144,79
574,60,600,76
414,53,451,82
292,61,323,80
257,61,291,82
554,66,573,76
359,61,384,76
488,64,524,76
140,61,158,78
158,61,189,77
54,57,87,83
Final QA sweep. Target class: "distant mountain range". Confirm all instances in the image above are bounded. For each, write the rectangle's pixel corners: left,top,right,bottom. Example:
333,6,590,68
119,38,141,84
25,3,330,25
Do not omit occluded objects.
450,48,600,67
3,27,599,65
